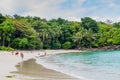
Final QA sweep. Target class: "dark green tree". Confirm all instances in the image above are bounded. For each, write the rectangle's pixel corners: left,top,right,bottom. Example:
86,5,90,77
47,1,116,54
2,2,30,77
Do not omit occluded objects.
81,17,99,48
81,17,99,33
0,17,15,46
0,13,6,23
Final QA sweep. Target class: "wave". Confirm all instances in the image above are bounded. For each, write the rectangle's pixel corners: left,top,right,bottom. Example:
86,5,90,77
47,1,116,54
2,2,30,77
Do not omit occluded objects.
35,50,120,80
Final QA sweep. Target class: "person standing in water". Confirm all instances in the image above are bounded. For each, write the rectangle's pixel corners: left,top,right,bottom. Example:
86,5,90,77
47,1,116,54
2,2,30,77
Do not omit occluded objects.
41,50,47,57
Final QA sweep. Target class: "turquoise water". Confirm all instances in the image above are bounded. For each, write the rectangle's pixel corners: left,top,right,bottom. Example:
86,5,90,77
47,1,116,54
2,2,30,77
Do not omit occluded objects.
36,50,120,80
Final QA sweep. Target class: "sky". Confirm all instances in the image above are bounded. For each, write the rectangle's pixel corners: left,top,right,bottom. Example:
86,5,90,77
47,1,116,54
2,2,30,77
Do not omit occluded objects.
0,0,120,22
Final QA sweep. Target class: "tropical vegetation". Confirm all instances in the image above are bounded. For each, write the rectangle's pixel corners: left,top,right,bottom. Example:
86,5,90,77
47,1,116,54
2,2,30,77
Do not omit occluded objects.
0,13,120,50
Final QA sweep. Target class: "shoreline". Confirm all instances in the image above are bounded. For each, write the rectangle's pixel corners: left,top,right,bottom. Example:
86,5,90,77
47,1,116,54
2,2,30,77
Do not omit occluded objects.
0,50,84,80
13,58,80,80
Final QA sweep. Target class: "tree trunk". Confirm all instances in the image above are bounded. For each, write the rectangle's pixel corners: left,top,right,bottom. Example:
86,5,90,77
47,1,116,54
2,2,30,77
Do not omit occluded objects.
2,36,5,46
89,29,92,48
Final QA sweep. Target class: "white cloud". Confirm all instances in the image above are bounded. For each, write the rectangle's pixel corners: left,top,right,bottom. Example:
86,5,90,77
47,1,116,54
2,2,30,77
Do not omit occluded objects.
66,16,80,21
17,0,73,19
0,0,66,17
0,0,120,22
92,16,107,22
91,16,120,23
22,0,86,20
0,0,16,14
0,0,86,20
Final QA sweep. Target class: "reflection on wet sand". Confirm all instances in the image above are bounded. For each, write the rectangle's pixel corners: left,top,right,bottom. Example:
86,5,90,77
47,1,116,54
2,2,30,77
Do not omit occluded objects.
13,59,80,80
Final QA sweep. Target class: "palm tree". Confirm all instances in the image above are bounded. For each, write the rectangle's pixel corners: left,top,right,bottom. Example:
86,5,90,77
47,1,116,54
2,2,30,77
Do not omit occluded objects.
73,27,85,49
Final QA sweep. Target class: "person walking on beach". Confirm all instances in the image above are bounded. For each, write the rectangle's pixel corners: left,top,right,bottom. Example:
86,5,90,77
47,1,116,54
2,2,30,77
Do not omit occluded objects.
20,52,24,60
11,50,14,55
14,49,19,56
11,49,17,55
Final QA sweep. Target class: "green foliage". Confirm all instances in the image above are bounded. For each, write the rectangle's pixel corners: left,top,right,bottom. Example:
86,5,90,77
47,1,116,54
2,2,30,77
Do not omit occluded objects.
36,41,43,49
0,46,14,51
62,41,72,49
81,17,99,33
0,13,6,23
113,22,120,28
0,17,15,46
72,27,85,48
6,74,16,78
52,42,61,49
0,13,120,50
13,38,28,48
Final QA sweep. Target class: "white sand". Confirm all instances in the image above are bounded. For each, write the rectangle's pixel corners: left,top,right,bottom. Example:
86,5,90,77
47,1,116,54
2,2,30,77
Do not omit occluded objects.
0,51,37,80
0,50,83,80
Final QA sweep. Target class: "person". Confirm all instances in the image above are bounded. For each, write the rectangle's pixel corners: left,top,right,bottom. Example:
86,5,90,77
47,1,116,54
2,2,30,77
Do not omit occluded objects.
20,52,24,60
40,51,47,57
11,50,14,55
36,50,47,58
44,51,47,56
11,49,17,55
15,49,19,56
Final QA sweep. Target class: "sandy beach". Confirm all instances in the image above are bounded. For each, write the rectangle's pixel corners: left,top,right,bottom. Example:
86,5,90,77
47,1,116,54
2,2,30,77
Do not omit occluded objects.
0,50,83,80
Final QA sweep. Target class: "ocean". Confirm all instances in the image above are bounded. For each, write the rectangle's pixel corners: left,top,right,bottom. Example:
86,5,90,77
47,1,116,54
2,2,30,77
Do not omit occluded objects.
35,50,120,80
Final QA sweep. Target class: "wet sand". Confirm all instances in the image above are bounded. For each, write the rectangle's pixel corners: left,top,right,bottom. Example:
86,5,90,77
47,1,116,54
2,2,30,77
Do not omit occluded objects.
13,59,80,80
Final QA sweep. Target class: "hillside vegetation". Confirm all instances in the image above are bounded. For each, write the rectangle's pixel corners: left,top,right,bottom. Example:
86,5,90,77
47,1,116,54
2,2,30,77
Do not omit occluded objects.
0,13,120,50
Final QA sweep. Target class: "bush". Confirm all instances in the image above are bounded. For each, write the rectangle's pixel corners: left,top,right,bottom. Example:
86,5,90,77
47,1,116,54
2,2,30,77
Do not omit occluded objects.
35,41,43,49
62,41,72,49
0,46,14,51
43,44,51,49
52,42,61,49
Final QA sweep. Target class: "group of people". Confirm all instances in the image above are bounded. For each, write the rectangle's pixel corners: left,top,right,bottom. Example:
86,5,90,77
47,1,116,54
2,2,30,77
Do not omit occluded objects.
35,50,47,58
11,49,24,60
11,49,47,60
